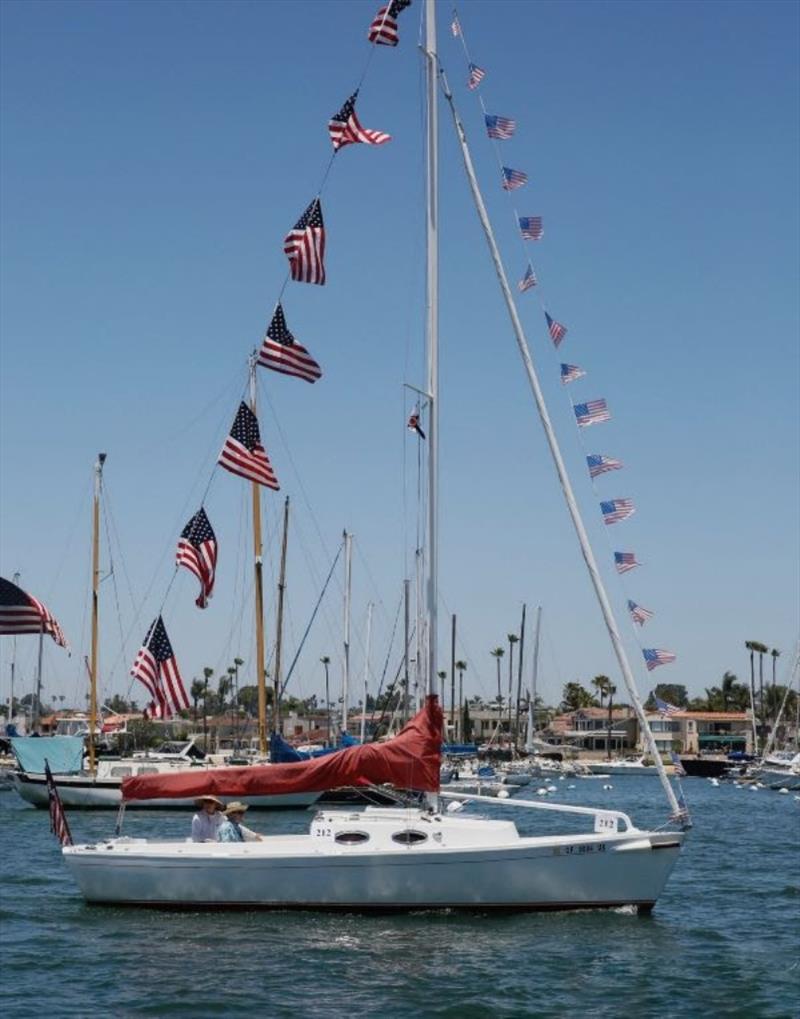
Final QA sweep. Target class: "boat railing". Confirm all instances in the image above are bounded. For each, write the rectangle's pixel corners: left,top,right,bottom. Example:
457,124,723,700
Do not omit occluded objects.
439,790,637,833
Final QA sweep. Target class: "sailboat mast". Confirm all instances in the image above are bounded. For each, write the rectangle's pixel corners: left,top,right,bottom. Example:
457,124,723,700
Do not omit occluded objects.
403,577,410,726
273,495,290,734
424,0,439,701
249,359,268,757
88,452,105,773
361,601,373,743
440,79,682,819
8,571,19,726
341,530,352,733
531,605,542,733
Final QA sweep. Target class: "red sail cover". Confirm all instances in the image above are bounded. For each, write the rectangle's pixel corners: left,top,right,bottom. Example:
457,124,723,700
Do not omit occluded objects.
122,696,443,802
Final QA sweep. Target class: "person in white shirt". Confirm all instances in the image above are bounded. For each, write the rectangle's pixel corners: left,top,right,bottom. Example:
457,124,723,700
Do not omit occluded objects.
217,801,263,842
191,795,225,842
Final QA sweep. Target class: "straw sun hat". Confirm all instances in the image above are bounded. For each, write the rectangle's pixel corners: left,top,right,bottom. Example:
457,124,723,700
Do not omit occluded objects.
224,801,249,816
195,795,224,810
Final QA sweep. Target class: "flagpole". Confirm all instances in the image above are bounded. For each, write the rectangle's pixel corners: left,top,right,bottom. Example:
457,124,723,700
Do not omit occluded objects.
9,571,20,728
273,495,290,735
249,358,268,758
88,452,105,775
439,70,683,822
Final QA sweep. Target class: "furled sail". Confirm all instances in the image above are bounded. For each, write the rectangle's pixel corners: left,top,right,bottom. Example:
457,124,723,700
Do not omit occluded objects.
122,696,442,802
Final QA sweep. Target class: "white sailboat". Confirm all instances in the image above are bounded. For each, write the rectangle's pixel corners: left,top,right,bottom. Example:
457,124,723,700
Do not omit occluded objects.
61,0,686,911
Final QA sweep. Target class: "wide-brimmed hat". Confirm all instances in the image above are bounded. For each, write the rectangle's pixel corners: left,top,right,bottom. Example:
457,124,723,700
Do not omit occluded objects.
224,801,249,815
195,795,224,810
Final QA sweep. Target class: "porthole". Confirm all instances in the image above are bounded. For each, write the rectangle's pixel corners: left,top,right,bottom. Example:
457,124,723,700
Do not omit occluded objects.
334,831,370,845
391,830,428,846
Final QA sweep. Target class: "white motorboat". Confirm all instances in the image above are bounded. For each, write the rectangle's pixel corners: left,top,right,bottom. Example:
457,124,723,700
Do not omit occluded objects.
755,752,800,791
582,757,659,777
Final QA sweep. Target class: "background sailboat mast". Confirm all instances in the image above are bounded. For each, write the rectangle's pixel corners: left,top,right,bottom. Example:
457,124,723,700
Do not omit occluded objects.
531,605,542,733
424,0,439,701
249,359,268,757
341,530,352,733
439,76,681,819
273,495,290,734
88,452,105,774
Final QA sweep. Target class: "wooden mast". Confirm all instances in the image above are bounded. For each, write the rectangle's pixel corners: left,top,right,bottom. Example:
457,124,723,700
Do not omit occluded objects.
273,495,290,735
249,359,268,758
88,452,105,774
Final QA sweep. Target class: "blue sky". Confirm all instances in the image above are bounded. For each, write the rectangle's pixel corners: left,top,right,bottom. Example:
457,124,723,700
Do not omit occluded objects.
1,0,798,714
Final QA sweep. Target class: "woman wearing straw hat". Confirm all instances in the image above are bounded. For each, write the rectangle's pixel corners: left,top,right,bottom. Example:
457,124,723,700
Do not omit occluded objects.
217,802,263,842
191,795,225,843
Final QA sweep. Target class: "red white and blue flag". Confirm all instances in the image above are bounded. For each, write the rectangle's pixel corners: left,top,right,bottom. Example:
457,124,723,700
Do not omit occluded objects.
368,0,411,46
485,114,516,140
258,304,322,384
560,363,585,385
218,402,279,490
44,760,73,846
407,410,426,439
0,576,68,648
519,216,543,240
614,551,640,574
655,697,681,717
284,198,326,285
574,399,610,427
131,616,190,720
328,92,390,151
518,264,537,292
502,166,527,190
451,15,461,36
601,498,635,524
545,312,567,346
670,751,687,776
468,63,486,89
628,600,654,626
645,651,677,673
176,508,217,609
587,454,623,479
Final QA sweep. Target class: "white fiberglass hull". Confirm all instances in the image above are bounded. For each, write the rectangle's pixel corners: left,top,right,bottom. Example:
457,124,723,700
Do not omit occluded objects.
63,809,683,912
11,772,320,810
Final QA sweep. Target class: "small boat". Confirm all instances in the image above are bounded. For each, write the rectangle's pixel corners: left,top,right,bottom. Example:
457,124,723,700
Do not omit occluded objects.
582,757,658,776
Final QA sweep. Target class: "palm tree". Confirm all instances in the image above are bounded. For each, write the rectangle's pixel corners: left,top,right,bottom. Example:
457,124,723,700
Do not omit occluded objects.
320,656,331,743
592,675,610,709
507,634,519,735
190,678,205,723
605,682,617,761
455,660,467,741
490,647,505,711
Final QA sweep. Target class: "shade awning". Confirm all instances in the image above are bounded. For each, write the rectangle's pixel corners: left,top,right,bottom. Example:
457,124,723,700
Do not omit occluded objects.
698,733,746,744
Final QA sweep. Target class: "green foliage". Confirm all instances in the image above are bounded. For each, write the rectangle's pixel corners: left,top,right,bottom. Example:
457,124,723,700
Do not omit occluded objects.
117,719,162,752
462,700,472,742
560,681,597,711
644,684,689,710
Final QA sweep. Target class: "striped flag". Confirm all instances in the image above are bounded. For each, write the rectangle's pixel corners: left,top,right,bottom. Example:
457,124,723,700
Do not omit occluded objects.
574,399,610,427
545,312,567,346
451,15,461,36
519,216,543,240
328,92,390,151
644,650,677,672
670,751,687,777
130,616,189,720
176,508,217,609
44,760,73,846
468,63,486,89
368,0,411,46
0,576,68,648
656,692,680,717
258,304,322,384
601,498,635,524
560,363,586,385
502,166,527,190
219,402,279,490
518,264,537,292
485,114,516,140
627,599,654,626
284,198,326,285
614,551,640,574
587,454,623,479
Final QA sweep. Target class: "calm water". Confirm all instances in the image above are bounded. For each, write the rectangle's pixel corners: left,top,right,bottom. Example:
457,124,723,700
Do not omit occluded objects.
1,778,798,1018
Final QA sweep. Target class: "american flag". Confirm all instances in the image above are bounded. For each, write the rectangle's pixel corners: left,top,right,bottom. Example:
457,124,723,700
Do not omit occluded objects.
518,264,537,292
468,63,486,89
601,498,635,524
176,507,217,609
0,576,68,648
502,166,527,190
645,650,677,673
485,114,516,140
670,751,687,776
655,696,681,715
131,616,190,720
627,599,654,626
560,363,586,385
407,411,426,439
44,760,73,846
328,92,391,151
218,402,279,490
258,303,322,384
614,551,640,574
451,15,461,36
519,216,543,241
574,399,610,427
587,454,623,479
545,312,567,346
368,0,411,46
284,198,326,285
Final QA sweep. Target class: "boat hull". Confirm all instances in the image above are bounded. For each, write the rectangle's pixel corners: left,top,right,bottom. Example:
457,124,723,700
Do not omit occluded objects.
63,830,682,912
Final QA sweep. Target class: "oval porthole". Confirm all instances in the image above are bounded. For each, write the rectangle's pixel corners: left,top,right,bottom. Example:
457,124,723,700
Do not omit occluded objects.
334,831,370,845
391,830,428,846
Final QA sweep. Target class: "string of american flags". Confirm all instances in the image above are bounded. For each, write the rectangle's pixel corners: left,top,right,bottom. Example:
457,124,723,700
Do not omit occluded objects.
450,6,676,676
